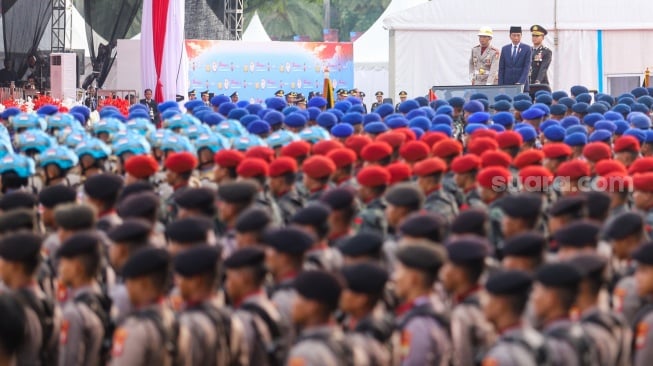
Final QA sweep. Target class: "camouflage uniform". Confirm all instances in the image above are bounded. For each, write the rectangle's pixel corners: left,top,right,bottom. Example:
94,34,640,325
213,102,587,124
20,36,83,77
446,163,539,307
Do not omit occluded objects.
355,197,387,236
442,172,464,208
488,199,505,255
275,189,304,225
423,188,459,225
461,187,486,211
254,190,283,226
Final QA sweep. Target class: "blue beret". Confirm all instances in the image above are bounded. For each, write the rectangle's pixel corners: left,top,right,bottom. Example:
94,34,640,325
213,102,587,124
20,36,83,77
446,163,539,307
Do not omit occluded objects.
572,102,589,114
265,97,287,111
587,103,608,115
646,130,653,143
618,97,635,106
582,113,603,127
342,112,363,125
284,112,307,127
183,100,204,112
619,93,636,101
494,94,512,102
218,102,237,116
71,112,86,125
99,106,119,118
638,96,653,109
575,93,592,104
611,104,631,116
488,124,506,132
387,117,408,129
202,112,224,126
347,105,364,114
406,109,427,120
128,111,150,120
543,125,566,142
364,122,389,135
414,97,429,107
375,103,394,118
430,124,452,136
594,120,616,133
552,91,568,101
570,85,589,96
603,111,622,121
649,87,653,96
240,115,259,127
161,109,180,121
431,100,449,110
470,93,488,101
227,108,248,121
614,120,630,135
247,120,271,135
282,106,300,116
566,125,588,136
316,112,337,129
596,94,615,106
492,100,512,112
631,113,651,129
411,127,425,139
633,87,650,98
517,126,537,142
631,103,650,114
246,103,263,115
436,105,454,116
432,114,453,126
513,93,532,102
539,119,560,132
129,104,148,113
492,112,515,127
467,112,491,124
409,116,431,131
331,123,354,138
513,100,532,112
464,123,488,135
521,108,545,120
532,103,550,115
534,90,550,98
535,94,553,105
398,100,420,114
346,96,362,106
589,130,612,143
514,123,529,130
477,99,489,111
263,110,284,126
558,97,575,109
305,107,321,122
211,95,230,107
158,101,179,114
550,104,567,116
448,97,465,108
307,96,327,109
561,116,581,128
236,100,250,108
624,128,646,143
327,108,344,122
334,101,352,113
70,106,90,120
463,100,484,113
419,106,436,120
363,113,382,124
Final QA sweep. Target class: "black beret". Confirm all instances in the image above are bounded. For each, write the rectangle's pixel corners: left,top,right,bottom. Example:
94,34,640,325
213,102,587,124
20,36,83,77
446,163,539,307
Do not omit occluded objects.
451,209,487,236
217,181,258,204
83,173,124,201
604,212,644,240
498,193,542,219
568,253,607,278
0,232,42,262
583,191,611,221
396,243,445,273
503,232,546,257
553,220,600,248
290,203,331,226
165,217,213,244
263,227,315,255
174,187,216,210
54,203,96,230
108,219,152,244
235,208,271,233
485,270,533,295
122,247,171,279
174,246,221,277
0,209,35,234
294,270,343,310
446,236,490,264
38,185,77,208
0,191,37,211
118,181,155,202
399,212,445,243
320,187,356,210
547,196,587,217
338,231,383,257
535,263,582,288
341,263,388,295
57,232,100,258
385,183,424,209
224,247,265,269
632,242,653,265
117,192,159,219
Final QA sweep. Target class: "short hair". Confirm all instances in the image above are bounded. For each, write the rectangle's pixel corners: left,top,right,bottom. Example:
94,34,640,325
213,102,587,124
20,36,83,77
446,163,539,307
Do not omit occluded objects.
282,172,296,186
144,88,152,94
556,287,579,312
1,172,28,193
459,259,486,285
505,291,531,316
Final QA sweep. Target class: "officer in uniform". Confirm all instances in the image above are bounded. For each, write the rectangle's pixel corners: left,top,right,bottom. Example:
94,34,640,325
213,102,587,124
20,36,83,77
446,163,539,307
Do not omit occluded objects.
110,247,190,366
290,204,343,273
413,158,459,225
633,173,653,239
529,25,552,85
395,91,408,112
302,155,336,203
371,91,384,112
216,181,259,259
161,152,199,224
83,173,124,232
57,232,109,366
500,232,546,273
451,154,485,210
631,242,653,366
174,187,217,221
201,91,211,106
174,246,249,366
236,158,283,226
469,27,501,85
275,90,285,98
383,184,425,270
355,166,390,236
268,157,304,225
338,231,386,267
230,92,239,103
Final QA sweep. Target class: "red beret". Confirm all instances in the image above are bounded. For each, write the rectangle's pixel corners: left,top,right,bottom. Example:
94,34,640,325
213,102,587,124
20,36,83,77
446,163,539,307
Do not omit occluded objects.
399,141,430,163
597,172,632,193
542,143,572,159
556,159,590,179
420,132,449,148
467,137,498,156
497,131,524,149
302,155,336,179
477,166,512,190
245,146,275,163
281,140,311,158
237,157,269,178
451,154,481,174
471,128,498,140
326,148,357,169
481,150,512,168
387,162,413,184
594,159,627,176
214,149,245,168
413,157,447,177
582,142,612,162
376,132,406,149
614,136,640,153
344,135,372,157
518,166,554,191
633,172,653,193
628,157,653,175
269,157,298,177
360,141,393,163
164,152,198,174
356,166,391,187
393,127,416,142
432,139,463,159
513,149,544,169
312,140,344,156
124,155,159,179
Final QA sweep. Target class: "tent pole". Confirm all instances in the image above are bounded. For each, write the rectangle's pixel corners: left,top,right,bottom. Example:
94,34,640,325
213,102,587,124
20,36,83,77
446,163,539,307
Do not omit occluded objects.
553,0,559,90
389,29,396,103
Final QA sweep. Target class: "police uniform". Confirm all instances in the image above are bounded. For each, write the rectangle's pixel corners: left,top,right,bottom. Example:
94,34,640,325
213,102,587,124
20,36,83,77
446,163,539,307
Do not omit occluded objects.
254,190,283,226
291,204,344,273
216,182,259,258
628,243,653,366
395,91,407,112
442,171,465,208
424,188,459,225
84,173,124,232
275,188,304,225
356,197,387,236
371,91,384,112
528,25,552,85
470,27,500,85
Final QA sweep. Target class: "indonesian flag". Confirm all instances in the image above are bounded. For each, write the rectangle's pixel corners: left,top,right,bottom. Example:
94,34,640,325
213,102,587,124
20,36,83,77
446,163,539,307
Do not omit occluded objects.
141,0,189,103
428,89,438,102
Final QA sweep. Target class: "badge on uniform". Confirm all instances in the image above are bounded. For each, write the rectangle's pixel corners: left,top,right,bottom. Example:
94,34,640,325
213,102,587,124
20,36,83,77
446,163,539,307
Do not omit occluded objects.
612,287,626,313
636,322,649,350
287,357,306,366
482,357,499,366
112,327,128,357
400,330,412,358
60,320,70,344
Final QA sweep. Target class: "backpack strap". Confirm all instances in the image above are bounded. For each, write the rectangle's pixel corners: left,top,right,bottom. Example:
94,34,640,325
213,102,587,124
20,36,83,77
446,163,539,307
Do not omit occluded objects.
298,331,355,366
135,309,180,366
186,303,234,366
14,288,56,365
399,303,451,337
240,301,286,366
501,332,550,366
547,323,594,366
73,291,114,363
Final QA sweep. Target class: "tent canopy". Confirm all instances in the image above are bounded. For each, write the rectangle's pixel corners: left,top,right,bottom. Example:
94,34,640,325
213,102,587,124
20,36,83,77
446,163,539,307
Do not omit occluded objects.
243,11,271,42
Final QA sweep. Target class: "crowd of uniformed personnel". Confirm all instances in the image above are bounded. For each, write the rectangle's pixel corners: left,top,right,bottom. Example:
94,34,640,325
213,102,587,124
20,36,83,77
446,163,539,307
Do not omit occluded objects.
1,81,653,366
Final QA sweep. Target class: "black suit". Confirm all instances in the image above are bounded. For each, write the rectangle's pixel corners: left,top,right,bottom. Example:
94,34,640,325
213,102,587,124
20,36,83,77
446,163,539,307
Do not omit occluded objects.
140,99,160,125
498,43,532,91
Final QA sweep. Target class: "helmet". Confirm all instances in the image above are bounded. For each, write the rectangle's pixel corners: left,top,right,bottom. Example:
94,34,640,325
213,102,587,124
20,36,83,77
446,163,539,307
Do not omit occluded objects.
232,135,267,151
126,117,156,137
194,132,230,154
0,135,13,158
47,113,76,132
0,123,9,140
15,130,55,154
112,133,152,157
266,130,299,148
299,126,331,143
93,117,126,139
161,134,194,153
0,154,36,178
12,113,46,131
215,119,248,139
163,113,199,130
183,123,212,140
75,137,112,160
148,129,174,149
38,145,79,170
478,27,493,37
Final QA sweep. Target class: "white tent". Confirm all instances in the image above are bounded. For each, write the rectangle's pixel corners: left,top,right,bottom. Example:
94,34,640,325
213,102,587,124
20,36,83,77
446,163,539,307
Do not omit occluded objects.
243,11,271,42
353,0,427,100
383,0,653,99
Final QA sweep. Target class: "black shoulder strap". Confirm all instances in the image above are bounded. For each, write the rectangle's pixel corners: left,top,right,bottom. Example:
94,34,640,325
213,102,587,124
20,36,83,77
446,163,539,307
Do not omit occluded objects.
14,288,56,365
502,334,550,366
355,315,395,344
547,324,594,366
299,331,354,366
135,309,180,366
73,291,114,362
240,302,281,340
399,304,451,337
187,303,235,365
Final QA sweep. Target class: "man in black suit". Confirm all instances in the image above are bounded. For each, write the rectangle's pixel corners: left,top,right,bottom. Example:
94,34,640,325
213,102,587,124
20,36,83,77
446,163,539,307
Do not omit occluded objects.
0,59,18,85
139,88,160,125
498,26,532,92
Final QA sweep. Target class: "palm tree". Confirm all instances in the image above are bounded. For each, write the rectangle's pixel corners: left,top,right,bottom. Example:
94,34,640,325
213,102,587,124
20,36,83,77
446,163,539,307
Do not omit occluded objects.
245,0,323,41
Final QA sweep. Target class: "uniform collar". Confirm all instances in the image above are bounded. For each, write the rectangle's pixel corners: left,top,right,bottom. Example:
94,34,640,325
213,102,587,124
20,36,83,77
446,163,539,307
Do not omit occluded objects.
235,289,264,308
454,285,481,305
395,295,430,317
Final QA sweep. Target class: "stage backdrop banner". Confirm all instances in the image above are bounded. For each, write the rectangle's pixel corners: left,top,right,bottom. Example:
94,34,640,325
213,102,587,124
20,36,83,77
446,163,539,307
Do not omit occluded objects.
185,40,354,104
